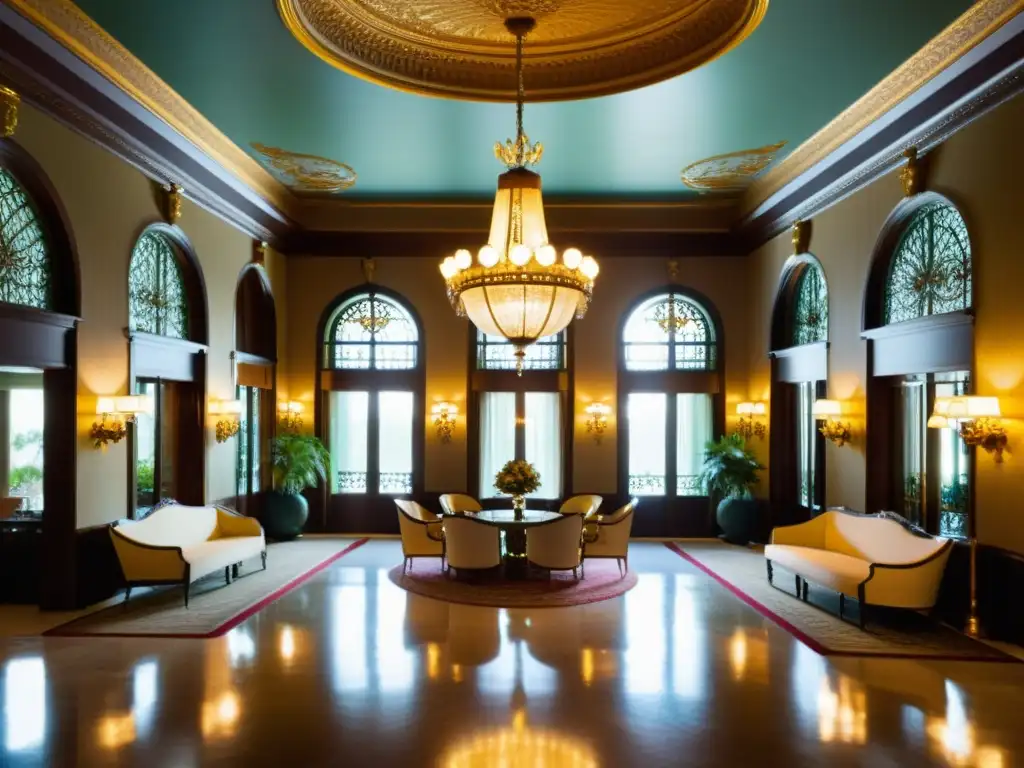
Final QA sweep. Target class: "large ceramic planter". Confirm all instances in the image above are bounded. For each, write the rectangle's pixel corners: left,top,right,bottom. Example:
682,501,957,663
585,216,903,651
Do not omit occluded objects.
716,496,759,546
261,491,309,541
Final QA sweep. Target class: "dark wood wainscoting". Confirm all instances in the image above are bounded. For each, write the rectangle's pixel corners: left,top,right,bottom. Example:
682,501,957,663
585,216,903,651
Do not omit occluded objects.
74,524,124,608
934,542,1024,647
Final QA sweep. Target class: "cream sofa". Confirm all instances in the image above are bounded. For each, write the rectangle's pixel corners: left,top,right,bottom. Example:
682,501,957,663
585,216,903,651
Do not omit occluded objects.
765,510,953,628
110,503,266,607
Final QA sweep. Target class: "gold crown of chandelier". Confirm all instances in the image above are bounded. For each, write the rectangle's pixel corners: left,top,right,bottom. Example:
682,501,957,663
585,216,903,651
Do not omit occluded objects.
440,16,599,374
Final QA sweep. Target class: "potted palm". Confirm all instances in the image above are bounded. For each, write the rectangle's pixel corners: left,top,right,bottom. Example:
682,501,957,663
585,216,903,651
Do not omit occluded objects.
699,434,765,546
263,433,330,541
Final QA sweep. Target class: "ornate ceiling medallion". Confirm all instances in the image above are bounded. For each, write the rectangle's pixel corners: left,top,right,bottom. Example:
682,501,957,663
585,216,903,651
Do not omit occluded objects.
250,143,357,194
680,141,787,192
277,0,768,101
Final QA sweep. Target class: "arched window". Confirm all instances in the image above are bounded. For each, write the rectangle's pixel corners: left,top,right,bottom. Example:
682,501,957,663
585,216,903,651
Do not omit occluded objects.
619,290,722,522
623,293,716,371
320,288,422,504
473,330,568,501
0,167,51,310
792,263,828,346
128,230,188,339
884,203,971,325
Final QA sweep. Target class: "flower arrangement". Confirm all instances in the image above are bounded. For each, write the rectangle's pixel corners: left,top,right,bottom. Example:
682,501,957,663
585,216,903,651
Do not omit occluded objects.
494,459,541,497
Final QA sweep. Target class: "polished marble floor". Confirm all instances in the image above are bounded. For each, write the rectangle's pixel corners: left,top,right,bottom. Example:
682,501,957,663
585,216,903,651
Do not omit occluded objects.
1,540,1023,767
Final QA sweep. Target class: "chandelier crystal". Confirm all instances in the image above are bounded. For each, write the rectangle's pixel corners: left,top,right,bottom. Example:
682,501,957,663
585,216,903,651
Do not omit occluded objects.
441,16,598,375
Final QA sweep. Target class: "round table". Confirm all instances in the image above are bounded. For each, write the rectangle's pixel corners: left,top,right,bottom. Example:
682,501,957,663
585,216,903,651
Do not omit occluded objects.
442,509,562,576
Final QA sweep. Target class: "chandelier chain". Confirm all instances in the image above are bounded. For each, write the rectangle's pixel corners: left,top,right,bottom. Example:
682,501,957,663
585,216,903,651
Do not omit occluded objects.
516,30,525,167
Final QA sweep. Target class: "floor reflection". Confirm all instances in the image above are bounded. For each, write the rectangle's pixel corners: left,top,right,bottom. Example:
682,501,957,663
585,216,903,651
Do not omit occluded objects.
4,656,45,754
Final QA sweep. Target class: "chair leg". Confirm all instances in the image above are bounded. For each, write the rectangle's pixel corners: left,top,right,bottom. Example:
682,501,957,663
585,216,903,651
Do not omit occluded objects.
224,566,231,585
403,557,409,575
766,559,774,585
572,567,578,580
858,585,867,630
184,583,190,609
261,550,267,570
795,574,801,596
839,593,846,619
802,580,809,602
123,586,132,606
232,563,240,579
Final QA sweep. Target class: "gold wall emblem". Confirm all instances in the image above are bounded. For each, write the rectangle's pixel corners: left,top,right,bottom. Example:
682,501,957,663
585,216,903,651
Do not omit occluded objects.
251,143,357,194
680,141,787,192
277,0,767,101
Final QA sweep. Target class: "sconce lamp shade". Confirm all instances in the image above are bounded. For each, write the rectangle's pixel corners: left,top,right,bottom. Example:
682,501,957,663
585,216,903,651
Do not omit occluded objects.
279,401,303,415
736,401,766,416
944,396,1001,422
927,397,952,429
209,399,244,416
432,402,458,417
585,403,611,417
812,399,842,419
96,395,153,415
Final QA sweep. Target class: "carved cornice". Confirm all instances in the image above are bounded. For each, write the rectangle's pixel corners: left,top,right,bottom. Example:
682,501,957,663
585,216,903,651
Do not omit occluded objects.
278,0,767,101
742,0,1023,215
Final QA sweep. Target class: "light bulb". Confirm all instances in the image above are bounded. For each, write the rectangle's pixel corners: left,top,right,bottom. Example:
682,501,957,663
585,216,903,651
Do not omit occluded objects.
440,257,458,279
580,256,599,279
478,245,499,267
536,244,556,266
454,248,472,270
563,247,583,269
510,244,531,266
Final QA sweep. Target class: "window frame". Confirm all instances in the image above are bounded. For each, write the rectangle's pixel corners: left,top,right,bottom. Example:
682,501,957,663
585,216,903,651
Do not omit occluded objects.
315,286,425,507
468,326,573,505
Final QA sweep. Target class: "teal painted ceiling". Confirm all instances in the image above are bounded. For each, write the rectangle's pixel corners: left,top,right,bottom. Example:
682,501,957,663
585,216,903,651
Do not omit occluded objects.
73,0,973,198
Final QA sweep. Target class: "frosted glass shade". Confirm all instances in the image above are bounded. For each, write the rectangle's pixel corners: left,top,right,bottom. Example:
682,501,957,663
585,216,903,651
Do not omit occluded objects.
812,399,842,419
461,284,580,342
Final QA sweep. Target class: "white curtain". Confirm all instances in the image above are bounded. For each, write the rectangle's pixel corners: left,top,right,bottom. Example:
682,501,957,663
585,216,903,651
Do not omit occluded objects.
676,394,713,496
627,393,666,495
479,392,515,498
378,391,413,493
796,382,815,507
330,391,369,494
524,392,561,499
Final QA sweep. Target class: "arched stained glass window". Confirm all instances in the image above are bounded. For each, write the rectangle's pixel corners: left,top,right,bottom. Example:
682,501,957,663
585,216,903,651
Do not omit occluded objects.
476,330,565,371
623,293,716,371
884,203,972,325
129,231,188,338
0,167,51,310
325,291,418,370
792,263,828,346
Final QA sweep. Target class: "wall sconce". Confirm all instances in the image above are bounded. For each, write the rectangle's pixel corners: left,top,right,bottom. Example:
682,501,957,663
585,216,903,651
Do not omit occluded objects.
91,396,153,449
585,403,611,444
735,401,767,441
929,395,1007,461
431,402,458,443
278,401,303,433
209,399,244,443
813,399,851,447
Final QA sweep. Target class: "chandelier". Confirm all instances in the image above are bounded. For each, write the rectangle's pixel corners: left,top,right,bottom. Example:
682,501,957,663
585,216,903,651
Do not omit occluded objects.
440,17,598,375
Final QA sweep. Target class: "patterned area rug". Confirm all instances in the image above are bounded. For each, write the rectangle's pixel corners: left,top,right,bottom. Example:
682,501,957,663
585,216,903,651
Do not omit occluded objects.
389,559,638,608
668,541,1017,662
46,537,367,638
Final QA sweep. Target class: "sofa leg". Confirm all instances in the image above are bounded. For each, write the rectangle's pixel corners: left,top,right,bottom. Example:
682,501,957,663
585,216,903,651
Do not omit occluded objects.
261,550,267,570
766,559,773,585
123,586,132,606
839,593,845,619
858,585,866,630
232,563,240,579
224,566,231,585
572,567,578,581
802,580,809,602
795,574,801,597
184,583,190,609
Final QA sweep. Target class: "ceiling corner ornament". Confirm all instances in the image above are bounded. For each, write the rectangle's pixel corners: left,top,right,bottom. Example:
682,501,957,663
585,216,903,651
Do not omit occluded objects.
251,143,357,194
1,86,19,138
680,141,787,192
440,17,598,376
276,0,768,102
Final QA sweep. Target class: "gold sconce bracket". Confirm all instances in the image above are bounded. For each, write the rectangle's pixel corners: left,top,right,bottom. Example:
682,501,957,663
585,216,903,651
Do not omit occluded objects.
278,401,304,433
791,220,810,255
432,402,458,444
90,395,152,449
584,403,610,444
90,416,129,449
210,399,244,443
818,419,852,447
959,417,1008,461
215,419,241,443
1,86,19,138
162,183,183,224
734,402,767,441
899,146,923,197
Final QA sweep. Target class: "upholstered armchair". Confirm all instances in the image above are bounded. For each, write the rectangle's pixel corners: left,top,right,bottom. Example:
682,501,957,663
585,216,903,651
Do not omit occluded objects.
395,500,445,572
584,497,637,573
439,493,482,515
526,514,585,578
443,516,501,575
558,494,603,519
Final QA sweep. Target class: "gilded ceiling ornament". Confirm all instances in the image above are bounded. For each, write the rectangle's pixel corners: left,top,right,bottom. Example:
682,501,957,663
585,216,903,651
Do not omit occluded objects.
276,0,767,101
680,141,787,192
0,86,19,138
900,146,922,197
162,183,182,224
791,219,810,254
251,143,357,194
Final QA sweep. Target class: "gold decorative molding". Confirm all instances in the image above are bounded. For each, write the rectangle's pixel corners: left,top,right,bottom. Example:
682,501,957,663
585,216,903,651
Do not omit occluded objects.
251,143,357,194
253,240,267,264
0,86,19,138
276,0,767,101
4,0,294,215
899,147,922,197
162,183,182,224
791,220,809,254
680,141,786,192
742,0,1023,214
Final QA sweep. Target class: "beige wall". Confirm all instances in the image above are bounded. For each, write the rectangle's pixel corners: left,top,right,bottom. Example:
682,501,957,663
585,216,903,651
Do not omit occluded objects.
284,254,752,495
747,93,1024,555
13,105,267,528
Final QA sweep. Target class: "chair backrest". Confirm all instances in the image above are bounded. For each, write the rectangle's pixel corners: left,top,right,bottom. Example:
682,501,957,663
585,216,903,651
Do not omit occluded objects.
824,511,947,564
444,516,501,569
526,514,584,570
558,494,603,517
439,493,482,515
113,504,218,548
601,498,638,525
396,501,443,557
395,499,439,523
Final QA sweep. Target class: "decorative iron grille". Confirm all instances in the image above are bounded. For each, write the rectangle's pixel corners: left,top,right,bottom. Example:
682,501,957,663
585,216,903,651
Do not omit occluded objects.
628,474,665,495
623,294,716,371
885,204,972,325
676,475,705,497
337,471,368,493
0,168,51,310
379,472,413,494
129,231,188,338
477,330,565,370
326,293,417,370
793,263,828,345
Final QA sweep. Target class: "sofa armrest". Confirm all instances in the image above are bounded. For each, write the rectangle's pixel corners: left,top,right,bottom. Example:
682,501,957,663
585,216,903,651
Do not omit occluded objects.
109,527,187,583
861,543,953,609
215,507,264,539
770,514,827,548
